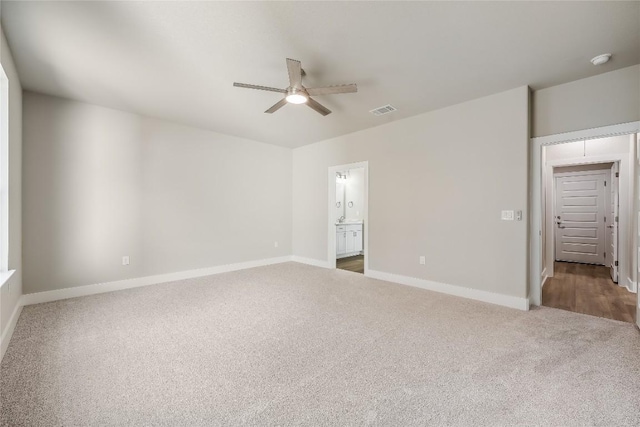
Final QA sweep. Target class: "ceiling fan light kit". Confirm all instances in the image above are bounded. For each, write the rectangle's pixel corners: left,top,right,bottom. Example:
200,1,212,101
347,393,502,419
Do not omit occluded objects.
233,58,357,116
285,87,308,104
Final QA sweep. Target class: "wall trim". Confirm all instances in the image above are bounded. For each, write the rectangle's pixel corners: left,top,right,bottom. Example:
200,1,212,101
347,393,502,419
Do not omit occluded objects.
336,251,363,260
532,121,640,146
1,301,22,360
291,256,330,269
0,269,14,290
366,269,529,311
627,277,637,293
541,268,548,289
21,256,292,306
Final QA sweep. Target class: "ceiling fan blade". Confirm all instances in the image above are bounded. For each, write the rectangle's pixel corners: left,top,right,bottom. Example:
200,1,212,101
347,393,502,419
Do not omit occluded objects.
306,84,357,96
286,58,302,88
306,97,331,116
233,82,286,93
265,98,288,114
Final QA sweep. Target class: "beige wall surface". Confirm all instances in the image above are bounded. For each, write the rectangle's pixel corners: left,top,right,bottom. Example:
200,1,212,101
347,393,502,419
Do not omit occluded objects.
139,118,292,276
533,65,640,138
293,86,530,298
23,92,291,294
0,26,22,338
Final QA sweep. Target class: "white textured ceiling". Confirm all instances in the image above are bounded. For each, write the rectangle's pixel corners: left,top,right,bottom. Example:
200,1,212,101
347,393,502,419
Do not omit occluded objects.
2,1,639,147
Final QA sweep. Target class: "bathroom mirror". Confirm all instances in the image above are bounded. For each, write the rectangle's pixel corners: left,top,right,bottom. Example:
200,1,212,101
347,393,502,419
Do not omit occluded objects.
334,168,365,223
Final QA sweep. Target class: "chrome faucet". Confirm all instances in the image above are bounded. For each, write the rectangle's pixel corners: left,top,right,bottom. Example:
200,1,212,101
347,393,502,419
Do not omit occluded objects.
338,216,345,223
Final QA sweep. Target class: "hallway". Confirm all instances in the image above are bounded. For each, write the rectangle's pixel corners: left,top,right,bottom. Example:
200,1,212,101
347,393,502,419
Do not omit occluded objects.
542,262,636,323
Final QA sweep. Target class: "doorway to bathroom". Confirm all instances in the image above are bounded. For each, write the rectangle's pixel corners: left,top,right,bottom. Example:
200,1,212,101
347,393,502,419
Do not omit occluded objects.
327,161,368,274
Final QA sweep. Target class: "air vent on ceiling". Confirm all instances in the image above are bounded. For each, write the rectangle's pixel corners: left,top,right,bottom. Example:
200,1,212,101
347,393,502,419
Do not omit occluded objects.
369,104,397,116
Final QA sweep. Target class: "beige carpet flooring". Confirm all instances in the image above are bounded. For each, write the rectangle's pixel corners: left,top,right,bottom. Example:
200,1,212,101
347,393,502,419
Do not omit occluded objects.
2,262,640,426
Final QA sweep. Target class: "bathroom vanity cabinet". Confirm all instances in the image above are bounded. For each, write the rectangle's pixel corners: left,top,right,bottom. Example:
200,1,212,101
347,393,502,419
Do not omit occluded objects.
336,223,363,258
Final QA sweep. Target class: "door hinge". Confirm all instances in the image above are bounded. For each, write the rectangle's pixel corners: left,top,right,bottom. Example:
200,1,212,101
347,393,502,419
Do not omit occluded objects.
615,172,619,178
615,216,618,222
604,216,606,222
604,180,607,187
614,261,618,266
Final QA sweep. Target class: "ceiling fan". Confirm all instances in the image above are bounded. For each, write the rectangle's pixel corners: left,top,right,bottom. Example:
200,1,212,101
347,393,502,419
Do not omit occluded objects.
233,58,357,116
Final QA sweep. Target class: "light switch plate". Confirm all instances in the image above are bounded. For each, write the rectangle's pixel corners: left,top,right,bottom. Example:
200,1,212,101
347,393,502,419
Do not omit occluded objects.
501,210,514,221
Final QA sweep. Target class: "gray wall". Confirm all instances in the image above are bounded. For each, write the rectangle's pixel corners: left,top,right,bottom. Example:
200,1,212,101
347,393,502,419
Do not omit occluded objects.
23,92,291,294
533,65,640,137
292,86,530,298
0,25,22,339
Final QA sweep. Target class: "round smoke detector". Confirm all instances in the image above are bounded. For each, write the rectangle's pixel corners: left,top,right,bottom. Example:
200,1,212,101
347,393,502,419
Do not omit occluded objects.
590,53,612,65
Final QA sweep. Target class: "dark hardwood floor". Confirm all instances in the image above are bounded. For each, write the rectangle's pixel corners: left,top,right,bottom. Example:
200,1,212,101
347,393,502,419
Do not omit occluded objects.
542,262,637,323
337,255,364,274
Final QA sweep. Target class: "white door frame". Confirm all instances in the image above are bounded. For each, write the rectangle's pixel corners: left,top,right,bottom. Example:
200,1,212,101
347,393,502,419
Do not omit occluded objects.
530,121,640,306
327,161,369,272
636,134,640,330
608,162,620,282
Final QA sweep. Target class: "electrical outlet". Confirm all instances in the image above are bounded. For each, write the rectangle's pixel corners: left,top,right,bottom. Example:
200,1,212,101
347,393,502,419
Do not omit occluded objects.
419,256,426,265
122,256,130,266
274,241,279,248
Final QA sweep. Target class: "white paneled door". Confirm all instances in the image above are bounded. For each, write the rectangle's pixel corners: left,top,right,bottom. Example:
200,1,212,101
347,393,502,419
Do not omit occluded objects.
554,172,606,265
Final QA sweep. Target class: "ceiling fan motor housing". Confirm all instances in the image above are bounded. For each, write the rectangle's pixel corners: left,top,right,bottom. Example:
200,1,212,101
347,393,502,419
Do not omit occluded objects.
287,87,308,97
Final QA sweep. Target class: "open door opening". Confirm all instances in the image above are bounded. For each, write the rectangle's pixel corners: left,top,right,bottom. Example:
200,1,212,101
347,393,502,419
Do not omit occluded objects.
335,168,365,273
540,135,637,324
327,162,369,275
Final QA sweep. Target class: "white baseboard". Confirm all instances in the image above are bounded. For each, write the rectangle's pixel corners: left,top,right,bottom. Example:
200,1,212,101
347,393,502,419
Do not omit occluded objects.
1,302,23,360
21,256,293,306
336,251,363,260
366,269,530,311
291,256,330,269
541,268,548,289
627,277,637,293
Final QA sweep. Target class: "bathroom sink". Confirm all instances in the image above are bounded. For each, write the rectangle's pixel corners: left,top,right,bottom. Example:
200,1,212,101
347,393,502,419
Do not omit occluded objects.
335,220,363,225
